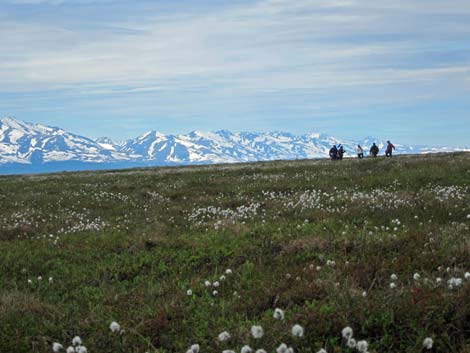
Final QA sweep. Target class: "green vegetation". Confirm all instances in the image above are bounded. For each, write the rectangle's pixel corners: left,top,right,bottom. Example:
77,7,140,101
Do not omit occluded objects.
1,153,469,353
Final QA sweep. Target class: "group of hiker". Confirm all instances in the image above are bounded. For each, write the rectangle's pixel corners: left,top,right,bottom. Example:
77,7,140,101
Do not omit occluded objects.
329,141,395,160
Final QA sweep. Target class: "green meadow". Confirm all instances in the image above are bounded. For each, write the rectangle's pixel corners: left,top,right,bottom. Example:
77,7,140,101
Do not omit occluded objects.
0,153,469,353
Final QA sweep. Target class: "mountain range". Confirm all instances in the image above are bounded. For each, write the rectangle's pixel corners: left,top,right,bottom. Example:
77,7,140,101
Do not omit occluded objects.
0,117,467,174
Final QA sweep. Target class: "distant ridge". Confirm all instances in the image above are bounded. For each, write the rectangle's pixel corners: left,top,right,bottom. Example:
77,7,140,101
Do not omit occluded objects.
0,117,468,174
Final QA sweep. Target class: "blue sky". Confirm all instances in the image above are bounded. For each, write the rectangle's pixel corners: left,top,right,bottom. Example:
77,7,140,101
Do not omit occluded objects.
1,0,470,146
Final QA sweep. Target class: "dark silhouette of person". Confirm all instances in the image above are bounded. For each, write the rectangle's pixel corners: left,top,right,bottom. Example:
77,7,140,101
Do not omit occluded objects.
385,141,395,157
329,145,338,160
338,145,345,160
370,143,379,158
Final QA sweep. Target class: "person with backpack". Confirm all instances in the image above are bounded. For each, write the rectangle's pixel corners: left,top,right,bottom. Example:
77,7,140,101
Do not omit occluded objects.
338,145,345,160
385,140,395,157
357,144,364,159
370,143,379,158
329,145,338,160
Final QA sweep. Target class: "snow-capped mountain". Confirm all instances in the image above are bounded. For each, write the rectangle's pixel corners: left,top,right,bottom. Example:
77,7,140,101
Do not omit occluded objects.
0,117,467,174
0,117,130,165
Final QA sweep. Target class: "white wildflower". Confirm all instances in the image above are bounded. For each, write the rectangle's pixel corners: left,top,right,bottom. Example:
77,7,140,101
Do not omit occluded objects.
213,290,218,296
110,321,121,333
347,338,357,348
66,347,74,353
390,282,397,289
362,291,367,298
464,272,470,280
413,273,421,281
241,345,253,353
37,276,42,281
292,324,304,337
218,331,231,342
76,347,87,353
356,340,368,353
390,274,398,281
72,337,82,346
188,344,200,353
49,277,53,284
273,308,285,320
226,269,233,275
220,275,226,281
255,350,267,353
222,350,236,353
213,281,220,287
27,279,32,284
251,325,264,339
423,337,433,349
204,280,211,287
317,349,327,353
276,343,288,353
341,326,353,340
52,342,63,352
447,277,462,289
186,289,193,296
436,277,442,284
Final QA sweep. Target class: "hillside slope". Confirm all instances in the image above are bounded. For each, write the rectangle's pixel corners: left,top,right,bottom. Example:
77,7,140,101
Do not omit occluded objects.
0,153,469,353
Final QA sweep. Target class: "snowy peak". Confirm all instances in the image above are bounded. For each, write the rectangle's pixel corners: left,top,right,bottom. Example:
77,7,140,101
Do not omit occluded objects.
0,117,130,165
0,117,468,173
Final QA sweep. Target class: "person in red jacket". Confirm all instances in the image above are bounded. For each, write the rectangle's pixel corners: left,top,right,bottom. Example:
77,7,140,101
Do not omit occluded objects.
385,141,395,157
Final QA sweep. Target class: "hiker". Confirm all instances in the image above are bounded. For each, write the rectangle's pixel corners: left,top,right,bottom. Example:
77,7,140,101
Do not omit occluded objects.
385,140,395,157
370,143,379,158
338,145,345,160
357,144,364,159
329,145,338,160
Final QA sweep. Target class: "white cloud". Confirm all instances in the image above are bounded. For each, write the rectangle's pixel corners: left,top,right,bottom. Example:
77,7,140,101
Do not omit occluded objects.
0,0,469,99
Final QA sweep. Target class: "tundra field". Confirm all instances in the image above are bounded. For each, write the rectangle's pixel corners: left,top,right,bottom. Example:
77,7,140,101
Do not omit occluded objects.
0,153,469,353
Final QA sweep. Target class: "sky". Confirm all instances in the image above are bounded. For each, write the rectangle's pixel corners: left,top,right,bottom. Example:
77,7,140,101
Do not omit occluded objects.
1,0,470,146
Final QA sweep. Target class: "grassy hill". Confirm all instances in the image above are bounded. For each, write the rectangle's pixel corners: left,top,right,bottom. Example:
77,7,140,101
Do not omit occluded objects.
1,153,469,353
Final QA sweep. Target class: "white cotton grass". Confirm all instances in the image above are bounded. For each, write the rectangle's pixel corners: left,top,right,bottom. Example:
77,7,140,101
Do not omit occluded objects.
204,280,211,287
218,331,231,342
447,277,463,289
52,342,63,352
413,273,421,281
251,325,264,339
273,308,285,320
241,345,253,353
390,274,398,281
186,344,200,353
255,350,267,353
72,337,82,346
465,272,470,280
109,321,121,333
356,340,368,353
225,269,233,275
222,350,236,353
423,337,433,349
317,349,327,353
341,326,353,340
186,289,193,296
390,282,397,289
276,343,288,353
291,324,304,337
57,337,87,353
347,338,357,348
